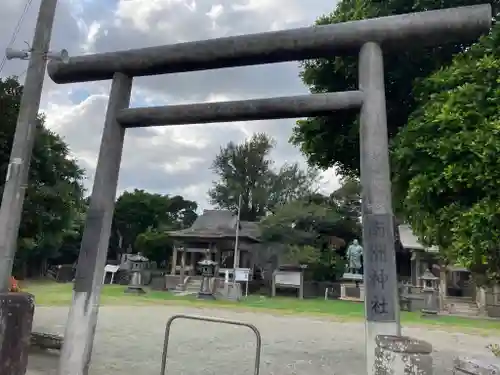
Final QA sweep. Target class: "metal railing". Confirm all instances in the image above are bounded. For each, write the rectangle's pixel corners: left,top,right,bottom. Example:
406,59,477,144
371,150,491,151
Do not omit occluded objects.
160,314,262,375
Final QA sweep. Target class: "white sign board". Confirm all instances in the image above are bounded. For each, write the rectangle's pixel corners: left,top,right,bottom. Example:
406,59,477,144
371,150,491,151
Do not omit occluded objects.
104,265,120,273
103,264,120,285
235,268,250,282
275,271,301,287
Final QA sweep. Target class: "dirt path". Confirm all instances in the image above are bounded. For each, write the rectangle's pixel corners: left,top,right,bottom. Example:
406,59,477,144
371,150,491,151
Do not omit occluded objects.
27,306,498,375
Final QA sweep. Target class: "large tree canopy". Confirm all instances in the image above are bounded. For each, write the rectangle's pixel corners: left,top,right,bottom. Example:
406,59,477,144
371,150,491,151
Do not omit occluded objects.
111,189,198,257
291,0,496,177
331,177,361,220
209,133,318,221
0,77,86,276
259,196,360,280
392,24,500,283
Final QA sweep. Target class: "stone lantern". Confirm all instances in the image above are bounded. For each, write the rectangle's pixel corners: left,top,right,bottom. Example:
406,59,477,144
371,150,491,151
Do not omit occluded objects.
124,253,149,294
197,259,217,300
419,269,439,315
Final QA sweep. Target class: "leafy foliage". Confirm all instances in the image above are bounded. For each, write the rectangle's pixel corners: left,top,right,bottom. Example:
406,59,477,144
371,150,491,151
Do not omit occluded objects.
111,189,198,257
392,24,500,283
488,343,500,357
291,0,496,177
134,229,174,266
209,133,318,221
260,197,359,280
283,245,322,265
0,77,86,276
331,177,361,219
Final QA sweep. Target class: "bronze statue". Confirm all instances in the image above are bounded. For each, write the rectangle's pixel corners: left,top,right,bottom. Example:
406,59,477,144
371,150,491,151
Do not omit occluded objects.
346,239,363,274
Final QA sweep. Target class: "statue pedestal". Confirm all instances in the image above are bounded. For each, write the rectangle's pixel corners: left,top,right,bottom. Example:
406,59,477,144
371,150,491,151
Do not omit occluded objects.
342,272,363,281
340,273,364,302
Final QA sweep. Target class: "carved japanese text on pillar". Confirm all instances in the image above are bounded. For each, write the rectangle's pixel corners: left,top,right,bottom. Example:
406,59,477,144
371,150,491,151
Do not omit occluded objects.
364,213,397,322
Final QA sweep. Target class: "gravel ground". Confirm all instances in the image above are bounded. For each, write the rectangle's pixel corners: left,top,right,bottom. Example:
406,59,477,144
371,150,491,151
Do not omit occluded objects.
27,306,498,375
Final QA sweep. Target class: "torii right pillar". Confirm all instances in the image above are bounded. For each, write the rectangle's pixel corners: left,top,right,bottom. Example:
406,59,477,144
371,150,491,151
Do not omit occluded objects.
359,40,401,375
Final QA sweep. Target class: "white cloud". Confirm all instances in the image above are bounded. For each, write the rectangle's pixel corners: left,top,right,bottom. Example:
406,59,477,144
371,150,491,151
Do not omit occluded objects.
1,0,341,210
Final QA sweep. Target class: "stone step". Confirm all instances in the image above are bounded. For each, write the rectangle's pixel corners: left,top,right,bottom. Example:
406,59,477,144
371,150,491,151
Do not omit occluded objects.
186,280,202,291
447,302,480,316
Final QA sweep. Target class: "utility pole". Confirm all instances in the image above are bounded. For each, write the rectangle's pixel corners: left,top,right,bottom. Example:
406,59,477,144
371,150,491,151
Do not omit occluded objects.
0,1,59,373
0,0,59,291
232,194,242,284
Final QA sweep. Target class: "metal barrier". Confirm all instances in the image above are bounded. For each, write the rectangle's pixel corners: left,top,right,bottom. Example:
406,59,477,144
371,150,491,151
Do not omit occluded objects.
160,314,262,375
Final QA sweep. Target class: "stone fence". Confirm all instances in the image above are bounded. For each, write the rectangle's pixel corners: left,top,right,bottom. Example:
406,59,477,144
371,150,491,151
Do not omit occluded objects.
476,286,500,318
374,336,500,375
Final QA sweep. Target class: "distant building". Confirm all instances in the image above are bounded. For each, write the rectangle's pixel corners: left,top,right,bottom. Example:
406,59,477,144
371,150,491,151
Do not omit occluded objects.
167,209,260,279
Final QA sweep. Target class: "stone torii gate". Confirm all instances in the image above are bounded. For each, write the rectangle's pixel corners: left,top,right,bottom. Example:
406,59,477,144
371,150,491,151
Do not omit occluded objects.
47,5,491,375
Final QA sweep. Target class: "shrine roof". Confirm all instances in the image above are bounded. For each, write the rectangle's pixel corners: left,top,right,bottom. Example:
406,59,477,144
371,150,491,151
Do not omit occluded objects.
167,209,260,243
398,224,438,253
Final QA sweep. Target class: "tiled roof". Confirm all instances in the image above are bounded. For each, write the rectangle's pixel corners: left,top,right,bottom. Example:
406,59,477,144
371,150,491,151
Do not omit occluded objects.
168,209,260,242
398,224,438,252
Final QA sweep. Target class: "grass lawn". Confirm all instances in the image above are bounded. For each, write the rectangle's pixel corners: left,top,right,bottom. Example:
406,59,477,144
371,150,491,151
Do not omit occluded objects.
22,281,500,333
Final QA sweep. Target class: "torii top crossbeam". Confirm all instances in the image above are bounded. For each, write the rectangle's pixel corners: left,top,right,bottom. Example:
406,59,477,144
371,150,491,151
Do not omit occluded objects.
48,4,491,84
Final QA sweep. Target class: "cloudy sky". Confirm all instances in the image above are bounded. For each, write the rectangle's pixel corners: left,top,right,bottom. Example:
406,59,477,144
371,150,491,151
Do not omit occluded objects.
1,0,341,210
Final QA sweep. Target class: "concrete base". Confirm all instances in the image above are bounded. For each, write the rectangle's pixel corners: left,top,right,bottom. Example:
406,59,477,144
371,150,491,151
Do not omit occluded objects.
218,282,242,301
0,292,35,375
374,335,432,375
197,292,216,300
421,310,438,317
340,282,364,302
421,289,439,315
343,272,364,281
124,286,146,294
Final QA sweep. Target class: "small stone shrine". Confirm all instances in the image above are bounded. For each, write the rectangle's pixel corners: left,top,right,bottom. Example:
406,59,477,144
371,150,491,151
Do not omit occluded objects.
340,239,364,301
420,269,439,315
124,253,149,294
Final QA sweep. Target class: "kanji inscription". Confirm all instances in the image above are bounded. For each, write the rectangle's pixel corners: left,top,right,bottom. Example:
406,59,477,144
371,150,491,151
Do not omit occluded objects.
363,213,397,322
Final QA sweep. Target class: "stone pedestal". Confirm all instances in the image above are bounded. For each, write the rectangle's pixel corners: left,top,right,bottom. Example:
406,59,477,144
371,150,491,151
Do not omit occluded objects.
374,335,433,375
454,357,500,375
340,282,364,301
421,288,439,315
218,281,242,301
0,293,35,375
124,271,146,294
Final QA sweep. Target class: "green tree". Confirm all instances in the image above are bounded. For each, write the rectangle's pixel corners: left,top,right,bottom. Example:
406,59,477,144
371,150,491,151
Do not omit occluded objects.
134,229,174,266
260,198,357,280
291,0,496,177
331,177,361,219
111,189,197,257
283,244,322,265
392,24,500,284
209,133,318,221
0,77,86,277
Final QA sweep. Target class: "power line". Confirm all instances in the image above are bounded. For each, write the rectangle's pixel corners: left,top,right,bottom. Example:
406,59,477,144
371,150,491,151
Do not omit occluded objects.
14,68,28,81
0,0,35,76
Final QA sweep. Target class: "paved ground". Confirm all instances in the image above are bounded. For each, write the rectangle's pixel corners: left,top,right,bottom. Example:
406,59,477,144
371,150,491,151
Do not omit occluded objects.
28,306,498,375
